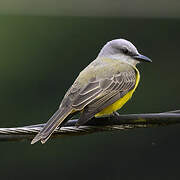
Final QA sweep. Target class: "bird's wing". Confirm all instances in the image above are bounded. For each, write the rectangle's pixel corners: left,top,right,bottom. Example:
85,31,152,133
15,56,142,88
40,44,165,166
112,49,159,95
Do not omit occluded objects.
72,69,137,126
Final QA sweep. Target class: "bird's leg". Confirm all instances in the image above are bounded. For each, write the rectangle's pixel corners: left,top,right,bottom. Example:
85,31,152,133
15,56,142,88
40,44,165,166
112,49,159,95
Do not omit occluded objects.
112,111,120,117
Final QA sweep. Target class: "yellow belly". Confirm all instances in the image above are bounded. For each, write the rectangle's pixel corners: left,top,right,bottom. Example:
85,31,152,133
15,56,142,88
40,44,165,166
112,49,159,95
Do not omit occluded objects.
95,67,140,117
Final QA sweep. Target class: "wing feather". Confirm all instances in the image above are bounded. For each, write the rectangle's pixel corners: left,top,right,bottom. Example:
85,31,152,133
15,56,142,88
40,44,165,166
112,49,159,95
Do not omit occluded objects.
72,87,102,109
76,70,137,125
80,81,100,95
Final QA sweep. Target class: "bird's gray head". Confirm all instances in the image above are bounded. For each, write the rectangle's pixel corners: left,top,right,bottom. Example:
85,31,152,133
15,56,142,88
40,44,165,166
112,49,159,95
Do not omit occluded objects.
98,39,152,65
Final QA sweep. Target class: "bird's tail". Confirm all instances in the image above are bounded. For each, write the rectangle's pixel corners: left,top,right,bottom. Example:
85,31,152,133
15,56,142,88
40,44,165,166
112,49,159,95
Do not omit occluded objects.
31,107,72,144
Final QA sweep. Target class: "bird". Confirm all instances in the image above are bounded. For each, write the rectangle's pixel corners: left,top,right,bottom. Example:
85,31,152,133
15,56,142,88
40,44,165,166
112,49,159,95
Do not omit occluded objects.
31,39,152,144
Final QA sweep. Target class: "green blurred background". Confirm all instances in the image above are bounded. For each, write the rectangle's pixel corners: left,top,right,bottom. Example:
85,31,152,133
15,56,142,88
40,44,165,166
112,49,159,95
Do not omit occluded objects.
0,1,180,179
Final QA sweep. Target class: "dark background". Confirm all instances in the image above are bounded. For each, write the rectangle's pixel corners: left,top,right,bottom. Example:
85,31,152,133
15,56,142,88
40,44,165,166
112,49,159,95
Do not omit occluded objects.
0,15,180,180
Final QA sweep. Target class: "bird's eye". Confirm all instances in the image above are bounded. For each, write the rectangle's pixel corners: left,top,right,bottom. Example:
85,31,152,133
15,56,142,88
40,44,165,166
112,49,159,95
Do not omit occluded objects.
122,47,129,55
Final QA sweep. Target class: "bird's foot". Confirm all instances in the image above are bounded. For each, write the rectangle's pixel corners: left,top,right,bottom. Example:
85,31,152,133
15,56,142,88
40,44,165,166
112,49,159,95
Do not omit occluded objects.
112,111,120,117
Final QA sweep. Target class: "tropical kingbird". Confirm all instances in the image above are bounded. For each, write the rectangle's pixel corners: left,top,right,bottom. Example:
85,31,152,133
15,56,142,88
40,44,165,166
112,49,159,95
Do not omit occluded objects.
31,39,151,144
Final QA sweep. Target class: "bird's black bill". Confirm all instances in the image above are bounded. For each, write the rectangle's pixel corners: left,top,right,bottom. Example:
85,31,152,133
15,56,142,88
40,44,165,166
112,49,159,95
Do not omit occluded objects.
133,54,152,63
